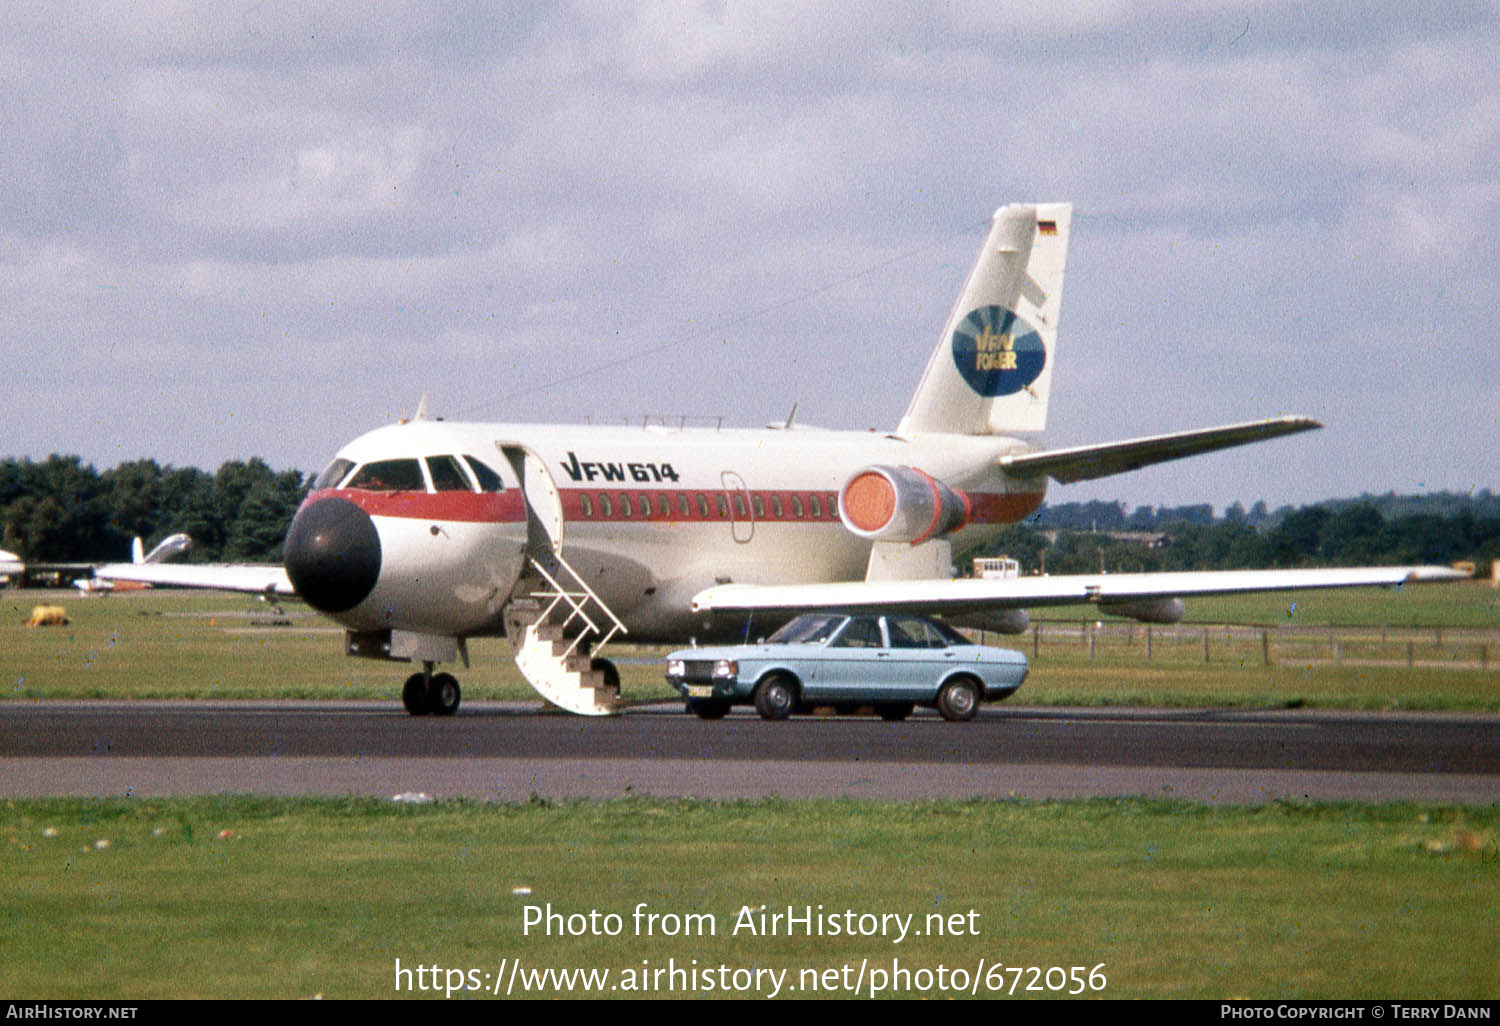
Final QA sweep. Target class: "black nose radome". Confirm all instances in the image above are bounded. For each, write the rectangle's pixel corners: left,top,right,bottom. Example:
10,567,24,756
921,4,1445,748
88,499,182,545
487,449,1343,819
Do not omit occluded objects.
284,497,381,613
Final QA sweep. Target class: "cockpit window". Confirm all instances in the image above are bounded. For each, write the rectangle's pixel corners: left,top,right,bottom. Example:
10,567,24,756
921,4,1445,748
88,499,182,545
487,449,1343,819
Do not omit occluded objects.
461,455,505,492
426,455,473,492
346,458,425,492
312,458,355,490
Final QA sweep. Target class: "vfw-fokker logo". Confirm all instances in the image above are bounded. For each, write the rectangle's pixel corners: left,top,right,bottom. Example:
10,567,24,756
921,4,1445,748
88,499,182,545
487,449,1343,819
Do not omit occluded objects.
950,305,1045,397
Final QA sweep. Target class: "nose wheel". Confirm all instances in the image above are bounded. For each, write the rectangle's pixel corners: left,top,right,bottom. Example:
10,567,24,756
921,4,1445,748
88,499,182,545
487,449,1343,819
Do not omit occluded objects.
402,664,462,716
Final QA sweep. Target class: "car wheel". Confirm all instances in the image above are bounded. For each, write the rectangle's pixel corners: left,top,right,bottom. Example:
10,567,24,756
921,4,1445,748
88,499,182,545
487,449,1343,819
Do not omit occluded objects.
936,677,981,722
877,703,914,722
687,699,730,720
753,674,797,721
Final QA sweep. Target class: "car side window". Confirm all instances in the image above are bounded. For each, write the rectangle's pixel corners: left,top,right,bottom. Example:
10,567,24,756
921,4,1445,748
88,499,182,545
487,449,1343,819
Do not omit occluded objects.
886,618,930,649
830,616,884,649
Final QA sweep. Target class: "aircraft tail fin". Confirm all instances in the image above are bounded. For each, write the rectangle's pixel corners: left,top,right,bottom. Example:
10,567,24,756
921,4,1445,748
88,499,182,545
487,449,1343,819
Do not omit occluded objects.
897,202,1071,437
138,533,191,565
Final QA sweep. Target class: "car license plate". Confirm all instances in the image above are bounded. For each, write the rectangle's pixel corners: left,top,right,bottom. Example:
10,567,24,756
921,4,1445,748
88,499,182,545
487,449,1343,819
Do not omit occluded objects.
686,685,715,698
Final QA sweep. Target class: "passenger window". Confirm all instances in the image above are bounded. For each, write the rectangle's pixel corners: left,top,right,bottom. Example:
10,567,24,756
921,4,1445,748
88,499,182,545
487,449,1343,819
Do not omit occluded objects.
462,455,506,492
638,495,651,518
771,495,784,518
715,495,729,519
347,459,424,492
619,493,632,518
791,495,804,518
678,494,691,517
752,494,765,518
696,494,709,518
657,494,671,517
732,493,747,518
600,494,614,518
831,617,884,649
427,455,472,492
580,494,594,518
810,495,823,518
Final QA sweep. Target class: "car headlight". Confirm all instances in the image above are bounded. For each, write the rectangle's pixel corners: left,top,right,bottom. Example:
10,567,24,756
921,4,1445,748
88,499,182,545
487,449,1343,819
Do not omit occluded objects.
713,659,737,679
667,659,685,678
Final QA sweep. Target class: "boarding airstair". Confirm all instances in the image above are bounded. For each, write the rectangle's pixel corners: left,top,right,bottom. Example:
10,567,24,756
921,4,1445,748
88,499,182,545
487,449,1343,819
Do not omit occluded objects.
504,553,626,716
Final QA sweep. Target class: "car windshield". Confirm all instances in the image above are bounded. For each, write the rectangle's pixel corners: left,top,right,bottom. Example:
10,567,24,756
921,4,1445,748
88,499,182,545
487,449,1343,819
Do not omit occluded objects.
765,614,846,646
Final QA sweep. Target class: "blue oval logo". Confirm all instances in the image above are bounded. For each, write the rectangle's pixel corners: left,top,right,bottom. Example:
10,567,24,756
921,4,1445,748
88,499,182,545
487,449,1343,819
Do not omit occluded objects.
951,306,1045,397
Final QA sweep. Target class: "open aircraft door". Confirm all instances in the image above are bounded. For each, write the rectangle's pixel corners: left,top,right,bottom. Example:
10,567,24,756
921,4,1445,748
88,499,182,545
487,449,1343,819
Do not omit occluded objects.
499,444,565,556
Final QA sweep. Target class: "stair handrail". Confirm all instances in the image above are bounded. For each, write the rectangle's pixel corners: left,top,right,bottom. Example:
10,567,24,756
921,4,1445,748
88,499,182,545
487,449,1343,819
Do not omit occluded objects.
527,552,628,660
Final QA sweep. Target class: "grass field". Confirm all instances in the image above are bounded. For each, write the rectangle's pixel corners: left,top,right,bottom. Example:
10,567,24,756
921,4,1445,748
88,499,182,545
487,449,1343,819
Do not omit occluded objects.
5,582,1498,1000
3,796,1497,999
6,582,1498,709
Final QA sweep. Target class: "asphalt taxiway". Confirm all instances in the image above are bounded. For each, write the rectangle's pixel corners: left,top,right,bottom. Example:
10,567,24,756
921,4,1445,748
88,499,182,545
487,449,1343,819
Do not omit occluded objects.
3,701,1497,803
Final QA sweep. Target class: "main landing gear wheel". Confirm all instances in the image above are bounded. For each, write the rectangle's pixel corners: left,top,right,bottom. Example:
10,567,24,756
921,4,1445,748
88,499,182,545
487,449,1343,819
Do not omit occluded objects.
591,657,621,698
753,674,797,721
428,672,461,716
937,677,981,722
402,672,431,716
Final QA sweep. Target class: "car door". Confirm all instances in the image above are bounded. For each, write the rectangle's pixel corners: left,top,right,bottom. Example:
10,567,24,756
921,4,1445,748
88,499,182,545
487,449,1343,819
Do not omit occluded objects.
809,615,889,702
882,615,955,701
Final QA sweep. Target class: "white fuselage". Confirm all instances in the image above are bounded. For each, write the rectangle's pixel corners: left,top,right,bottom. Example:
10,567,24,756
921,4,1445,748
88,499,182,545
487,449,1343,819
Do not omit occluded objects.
305,418,1045,643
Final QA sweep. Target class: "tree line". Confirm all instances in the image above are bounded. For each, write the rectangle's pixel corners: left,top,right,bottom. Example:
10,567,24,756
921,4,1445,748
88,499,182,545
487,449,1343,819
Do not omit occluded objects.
981,495,1500,576
2,454,1496,576
1,456,305,564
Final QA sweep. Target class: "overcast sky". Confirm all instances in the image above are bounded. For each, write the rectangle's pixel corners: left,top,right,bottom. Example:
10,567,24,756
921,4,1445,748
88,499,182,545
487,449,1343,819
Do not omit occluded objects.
4,1,1496,512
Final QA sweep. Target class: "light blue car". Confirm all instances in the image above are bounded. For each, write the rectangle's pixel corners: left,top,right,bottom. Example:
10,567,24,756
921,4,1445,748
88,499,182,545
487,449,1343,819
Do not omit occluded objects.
666,612,1027,722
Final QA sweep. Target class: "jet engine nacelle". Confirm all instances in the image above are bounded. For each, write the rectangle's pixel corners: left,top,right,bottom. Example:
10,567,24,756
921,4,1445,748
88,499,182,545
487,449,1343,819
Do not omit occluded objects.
950,609,1032,635
838,465,972,544
1098,597,1186,624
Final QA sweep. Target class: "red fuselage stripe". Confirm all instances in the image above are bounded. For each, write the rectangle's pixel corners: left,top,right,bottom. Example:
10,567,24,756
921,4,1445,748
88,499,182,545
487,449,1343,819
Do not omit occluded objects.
305,488,526,523
305,486,1044,528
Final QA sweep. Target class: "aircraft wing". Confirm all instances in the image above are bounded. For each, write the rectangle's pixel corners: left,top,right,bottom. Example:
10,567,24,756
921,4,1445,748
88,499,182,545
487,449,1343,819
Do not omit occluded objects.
691,565,1467,617
95,561,295,597
999,416,1320,483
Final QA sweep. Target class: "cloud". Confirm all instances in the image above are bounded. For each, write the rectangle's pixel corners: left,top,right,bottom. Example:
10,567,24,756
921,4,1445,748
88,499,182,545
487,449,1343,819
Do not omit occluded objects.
0,1,1495,509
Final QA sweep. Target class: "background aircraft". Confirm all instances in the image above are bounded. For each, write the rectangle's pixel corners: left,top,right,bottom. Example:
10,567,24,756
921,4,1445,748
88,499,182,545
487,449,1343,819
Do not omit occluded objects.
0,549,21,587
99,203,1464,716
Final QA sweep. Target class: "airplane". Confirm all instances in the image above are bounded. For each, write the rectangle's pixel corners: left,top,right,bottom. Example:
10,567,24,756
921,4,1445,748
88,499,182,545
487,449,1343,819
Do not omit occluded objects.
2,548,106,589
96,202,1466,717
0,549,21,587
72,534,192,594
0,534,189,593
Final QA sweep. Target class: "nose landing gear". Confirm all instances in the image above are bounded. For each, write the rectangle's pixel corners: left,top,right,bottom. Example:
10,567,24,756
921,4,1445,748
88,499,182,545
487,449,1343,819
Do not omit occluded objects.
402,662,462,716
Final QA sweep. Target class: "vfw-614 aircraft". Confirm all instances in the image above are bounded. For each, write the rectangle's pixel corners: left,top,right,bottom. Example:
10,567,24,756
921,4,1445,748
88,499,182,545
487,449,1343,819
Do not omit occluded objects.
99,203,1463,716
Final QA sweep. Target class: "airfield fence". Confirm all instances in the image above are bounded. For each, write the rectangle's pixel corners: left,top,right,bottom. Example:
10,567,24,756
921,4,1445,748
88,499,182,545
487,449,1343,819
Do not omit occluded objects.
1008,620,1500,671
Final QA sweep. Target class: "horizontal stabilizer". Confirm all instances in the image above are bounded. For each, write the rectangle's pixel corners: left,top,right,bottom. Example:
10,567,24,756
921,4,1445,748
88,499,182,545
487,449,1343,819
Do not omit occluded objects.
692,565,1466,616
999,416,1321,484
